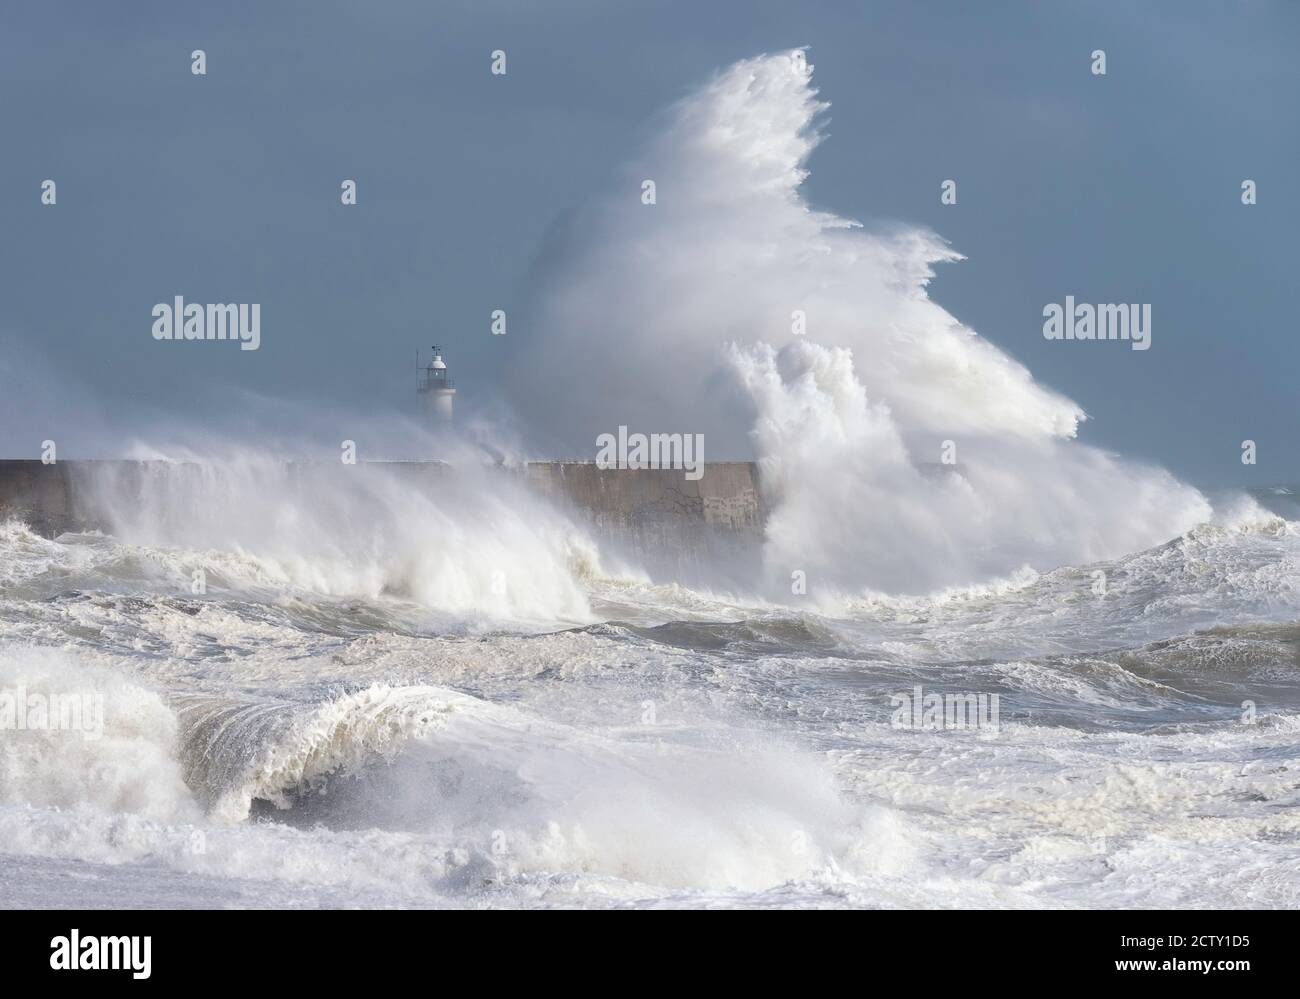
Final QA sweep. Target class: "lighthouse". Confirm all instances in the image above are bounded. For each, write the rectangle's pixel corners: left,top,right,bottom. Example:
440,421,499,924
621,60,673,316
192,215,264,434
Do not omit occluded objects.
417,345,456,424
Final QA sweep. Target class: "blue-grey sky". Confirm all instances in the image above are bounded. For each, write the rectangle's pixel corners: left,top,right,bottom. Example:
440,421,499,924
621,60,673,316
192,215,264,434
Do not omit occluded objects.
1,0,1295,484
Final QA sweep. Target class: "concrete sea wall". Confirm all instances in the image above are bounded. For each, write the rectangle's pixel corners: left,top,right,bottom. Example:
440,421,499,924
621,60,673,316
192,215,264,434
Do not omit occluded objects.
0,460,767,575
523,461,766,581
0,460,104,538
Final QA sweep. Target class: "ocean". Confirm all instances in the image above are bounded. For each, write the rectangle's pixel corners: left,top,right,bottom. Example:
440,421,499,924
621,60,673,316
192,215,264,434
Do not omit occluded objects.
1,464,1298,910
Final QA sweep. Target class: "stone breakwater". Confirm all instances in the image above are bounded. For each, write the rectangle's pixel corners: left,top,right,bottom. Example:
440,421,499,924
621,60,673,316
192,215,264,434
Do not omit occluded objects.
0,460,765,578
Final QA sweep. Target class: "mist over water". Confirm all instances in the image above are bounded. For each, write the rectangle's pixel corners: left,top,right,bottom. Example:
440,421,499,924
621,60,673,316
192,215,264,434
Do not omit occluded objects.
82,453,600,625
508,51,1211,595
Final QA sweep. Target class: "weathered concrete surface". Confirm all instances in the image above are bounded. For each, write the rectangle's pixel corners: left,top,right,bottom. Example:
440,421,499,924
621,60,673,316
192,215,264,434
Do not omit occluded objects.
0,460,107,537
523,461,765,580
523,461,763,532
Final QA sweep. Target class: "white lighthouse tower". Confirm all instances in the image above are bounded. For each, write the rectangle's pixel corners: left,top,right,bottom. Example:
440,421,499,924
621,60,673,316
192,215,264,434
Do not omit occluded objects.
417,345,456,424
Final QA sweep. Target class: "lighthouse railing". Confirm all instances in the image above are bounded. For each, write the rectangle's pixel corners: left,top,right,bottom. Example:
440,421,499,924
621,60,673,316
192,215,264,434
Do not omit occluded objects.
417,372,454,392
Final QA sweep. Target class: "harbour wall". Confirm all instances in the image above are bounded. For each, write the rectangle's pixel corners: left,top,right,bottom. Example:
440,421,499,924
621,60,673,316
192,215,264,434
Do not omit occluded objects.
0,460,767,577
